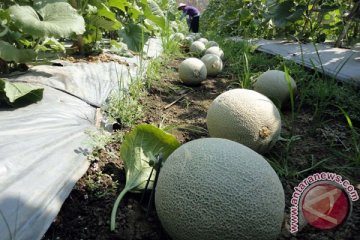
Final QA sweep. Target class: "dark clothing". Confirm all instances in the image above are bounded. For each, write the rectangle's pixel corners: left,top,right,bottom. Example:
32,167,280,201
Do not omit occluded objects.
182,6,200,17
190,16,199,33
180,5,200,33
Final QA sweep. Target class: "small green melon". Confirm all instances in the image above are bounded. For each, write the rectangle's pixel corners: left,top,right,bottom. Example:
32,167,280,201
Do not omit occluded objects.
201,54,223,76
188,32,201,40
253,70,297,107
155,138,285,240
178,58,207,86
206,89,281,153
182,36,194,46
170,33,185,42
206,40,219,48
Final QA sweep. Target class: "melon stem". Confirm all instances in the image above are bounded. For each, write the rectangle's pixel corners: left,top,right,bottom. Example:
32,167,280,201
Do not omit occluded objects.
110,186,130,231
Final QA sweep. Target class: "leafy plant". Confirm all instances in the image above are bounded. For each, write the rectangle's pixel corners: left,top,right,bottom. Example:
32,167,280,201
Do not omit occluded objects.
241,53,251,88
84,171,118,199
9,3,85,38
119,23,149,52
0,40,36,63
0,78,44,107
106,74,145,129
0,1,85,72
110,124,180,231
203,0,360,46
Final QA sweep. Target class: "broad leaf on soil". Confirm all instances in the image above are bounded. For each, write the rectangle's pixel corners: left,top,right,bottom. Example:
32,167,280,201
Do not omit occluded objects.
9,2,85,38
110,124,180,231
0,40,36,63
0,78,44,107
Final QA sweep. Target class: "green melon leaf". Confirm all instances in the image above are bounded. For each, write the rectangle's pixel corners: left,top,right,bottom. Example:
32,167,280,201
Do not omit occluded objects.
110,124,180,231
127,3,143,21
145,0,164,17
9,2,85,38
0,78,44,107
268,1,295,28
97,4,118,22
0,40,36,63
37,37,65,53
108,0,130,13
88,15,122,31
286,5,306,21
119,23,149,52
140,0,166,30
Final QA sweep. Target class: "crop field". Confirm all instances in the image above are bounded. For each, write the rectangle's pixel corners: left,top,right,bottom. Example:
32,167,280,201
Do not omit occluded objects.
41,44,360,239
1,1,360,240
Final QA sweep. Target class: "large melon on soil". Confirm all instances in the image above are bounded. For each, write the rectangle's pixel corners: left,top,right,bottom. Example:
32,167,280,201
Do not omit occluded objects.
178,58,207,86
253,70,297,107
155,138,285,240
206,89,281,153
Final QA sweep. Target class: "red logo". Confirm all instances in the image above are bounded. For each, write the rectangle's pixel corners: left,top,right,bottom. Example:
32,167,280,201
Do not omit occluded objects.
301,182,350,230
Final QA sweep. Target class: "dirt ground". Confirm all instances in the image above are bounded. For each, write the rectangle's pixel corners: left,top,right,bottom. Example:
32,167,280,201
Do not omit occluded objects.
42,57,360,240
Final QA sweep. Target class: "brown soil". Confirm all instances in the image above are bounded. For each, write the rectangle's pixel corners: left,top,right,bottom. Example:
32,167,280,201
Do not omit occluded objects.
63,53,130,66
43,57,360,240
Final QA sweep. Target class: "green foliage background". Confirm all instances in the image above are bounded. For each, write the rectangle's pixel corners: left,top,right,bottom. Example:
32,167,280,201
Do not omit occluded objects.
202,0,360,45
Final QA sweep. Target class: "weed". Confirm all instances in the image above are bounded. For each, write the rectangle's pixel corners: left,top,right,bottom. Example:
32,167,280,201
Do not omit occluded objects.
337,106,360,164
241,53,251,88
145,57,162,88
105,68,145,129
160,17,183,58
220,40,255,87
268,135,301,177
284,65,296,135
85,129,123,162
295,156,334,176
159,121,208,136
84,171,118,199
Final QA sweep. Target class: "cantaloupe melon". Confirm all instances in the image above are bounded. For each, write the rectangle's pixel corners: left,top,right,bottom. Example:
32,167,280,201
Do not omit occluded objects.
170,33,185,42
206,40,219,48
198,37,208,44
205,46,224,59
206,89,281,153
201,54,223,76
183,36,194,46
253,70,297,107
155,138,285,240
189,41,206,56
188,32,201,40
178,58,207,86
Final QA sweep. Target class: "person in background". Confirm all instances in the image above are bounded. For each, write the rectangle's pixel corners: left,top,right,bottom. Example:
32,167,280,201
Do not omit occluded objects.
178,3,200,33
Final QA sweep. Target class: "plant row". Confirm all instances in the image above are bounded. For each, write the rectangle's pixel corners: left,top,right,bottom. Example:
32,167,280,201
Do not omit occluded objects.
202,0,360,47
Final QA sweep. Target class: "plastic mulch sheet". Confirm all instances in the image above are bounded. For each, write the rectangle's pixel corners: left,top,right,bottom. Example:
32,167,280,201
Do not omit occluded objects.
0,38,162,240
229,37,360,86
